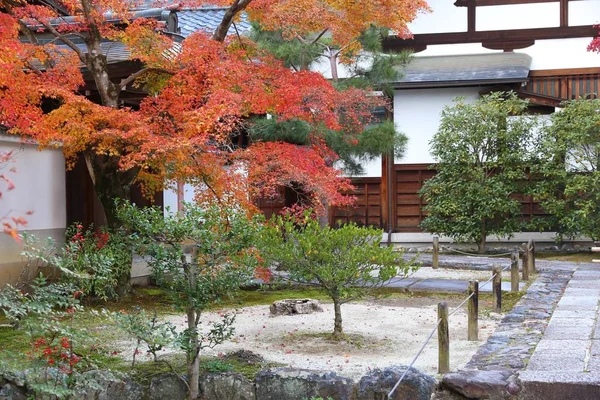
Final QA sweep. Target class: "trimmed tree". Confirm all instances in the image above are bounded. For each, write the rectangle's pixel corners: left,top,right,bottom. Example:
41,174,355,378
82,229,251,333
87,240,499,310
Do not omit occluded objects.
419,92,539,253
533,98,600,241
259,215,417,339
117,202,260,400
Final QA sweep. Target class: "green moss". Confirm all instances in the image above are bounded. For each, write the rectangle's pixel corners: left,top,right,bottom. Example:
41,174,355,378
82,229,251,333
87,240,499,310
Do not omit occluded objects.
535,252,596,263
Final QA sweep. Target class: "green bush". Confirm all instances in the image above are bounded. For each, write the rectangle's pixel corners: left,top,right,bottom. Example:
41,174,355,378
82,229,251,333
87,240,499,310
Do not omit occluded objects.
419,92,539,253
22,223,131,300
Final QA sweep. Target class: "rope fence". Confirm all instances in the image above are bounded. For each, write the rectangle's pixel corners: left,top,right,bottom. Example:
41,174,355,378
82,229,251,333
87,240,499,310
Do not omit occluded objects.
386,239,537,399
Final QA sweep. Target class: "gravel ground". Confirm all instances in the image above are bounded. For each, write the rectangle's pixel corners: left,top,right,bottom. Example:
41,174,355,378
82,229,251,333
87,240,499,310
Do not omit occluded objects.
117,294,501,380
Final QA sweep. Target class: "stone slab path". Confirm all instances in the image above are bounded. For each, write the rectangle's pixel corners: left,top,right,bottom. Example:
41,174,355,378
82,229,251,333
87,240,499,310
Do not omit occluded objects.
519,264,600,400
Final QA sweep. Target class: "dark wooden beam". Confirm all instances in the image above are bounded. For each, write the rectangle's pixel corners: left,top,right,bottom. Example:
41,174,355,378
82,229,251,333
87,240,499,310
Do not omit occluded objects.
529,67,600,76
454,0,582,7
467,0,476,32
560,0,568,27
383,25,597,51
482,40,535,50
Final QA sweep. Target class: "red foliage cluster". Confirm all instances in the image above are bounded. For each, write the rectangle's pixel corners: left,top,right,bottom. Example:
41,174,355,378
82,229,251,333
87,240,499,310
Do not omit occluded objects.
30,336,81,373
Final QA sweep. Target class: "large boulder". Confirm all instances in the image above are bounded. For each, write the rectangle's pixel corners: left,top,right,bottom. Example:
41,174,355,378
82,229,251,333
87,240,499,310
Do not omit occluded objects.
0,383,27,400
441,370,516,400
255,368,354,400
72,370,145,400
149,373,188,400
270,299,324,316
356,366,436,400
200,372,255,400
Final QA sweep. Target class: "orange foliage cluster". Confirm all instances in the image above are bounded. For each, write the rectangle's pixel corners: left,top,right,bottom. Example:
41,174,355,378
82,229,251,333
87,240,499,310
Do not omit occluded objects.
0,0,427,216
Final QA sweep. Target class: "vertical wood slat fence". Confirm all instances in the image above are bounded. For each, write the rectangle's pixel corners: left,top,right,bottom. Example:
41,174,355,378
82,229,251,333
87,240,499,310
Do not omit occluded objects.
326,165,551,233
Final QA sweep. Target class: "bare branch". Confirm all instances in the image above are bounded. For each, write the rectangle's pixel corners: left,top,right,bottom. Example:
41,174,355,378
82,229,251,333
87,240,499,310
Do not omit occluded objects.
38,21,86,63
309,29,329,46
212,0,253,42
119,67,175,90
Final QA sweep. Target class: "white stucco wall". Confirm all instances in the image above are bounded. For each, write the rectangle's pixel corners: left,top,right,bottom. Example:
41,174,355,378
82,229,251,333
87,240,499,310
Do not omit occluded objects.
394,87,486,164
163,183,196,216
0,135,66,285
1,137,66,231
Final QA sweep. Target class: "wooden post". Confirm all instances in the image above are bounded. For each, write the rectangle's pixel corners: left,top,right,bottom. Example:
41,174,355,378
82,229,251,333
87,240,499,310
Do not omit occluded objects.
433,236,439,269
438,301,449,374
522,246,530,281
528,239,536,274
492,265,502,313
511,251,519,293
468,281,479,341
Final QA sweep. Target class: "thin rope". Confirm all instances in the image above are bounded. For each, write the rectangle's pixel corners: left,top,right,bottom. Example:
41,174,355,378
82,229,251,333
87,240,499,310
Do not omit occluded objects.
388,317,442,398
440,246,514,257
388,263,512,397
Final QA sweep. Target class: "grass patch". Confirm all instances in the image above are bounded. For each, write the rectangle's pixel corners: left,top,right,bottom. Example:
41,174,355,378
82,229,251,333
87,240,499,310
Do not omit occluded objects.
535,252,596,263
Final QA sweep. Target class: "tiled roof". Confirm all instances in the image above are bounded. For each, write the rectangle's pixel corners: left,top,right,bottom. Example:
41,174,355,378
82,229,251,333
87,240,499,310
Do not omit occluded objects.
177,7,251,38
26,6,249,66
394,52,532,88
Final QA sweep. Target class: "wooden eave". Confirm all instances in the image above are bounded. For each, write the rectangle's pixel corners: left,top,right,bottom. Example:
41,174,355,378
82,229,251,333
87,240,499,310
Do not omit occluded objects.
383,0,595,52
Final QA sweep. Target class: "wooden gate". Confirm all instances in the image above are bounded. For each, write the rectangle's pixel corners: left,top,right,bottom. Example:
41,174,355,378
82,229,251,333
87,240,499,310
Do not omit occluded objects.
393,164,436,232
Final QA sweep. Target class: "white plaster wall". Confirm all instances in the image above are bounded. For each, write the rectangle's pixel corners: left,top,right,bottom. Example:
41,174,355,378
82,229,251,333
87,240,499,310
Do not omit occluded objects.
0,137,66,231
163,183,196,216
394,87,486,164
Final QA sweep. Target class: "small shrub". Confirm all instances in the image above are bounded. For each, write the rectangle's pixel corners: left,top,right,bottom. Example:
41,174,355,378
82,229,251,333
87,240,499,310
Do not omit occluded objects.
22,223,131,300
113,308,176,366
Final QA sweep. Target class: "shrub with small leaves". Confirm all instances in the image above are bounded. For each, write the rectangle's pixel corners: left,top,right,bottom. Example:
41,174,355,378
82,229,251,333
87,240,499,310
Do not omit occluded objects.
22,223,132,300
113,308,176,366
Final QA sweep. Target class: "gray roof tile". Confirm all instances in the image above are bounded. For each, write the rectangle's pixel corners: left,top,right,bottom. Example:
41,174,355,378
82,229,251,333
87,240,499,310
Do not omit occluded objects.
177,8,251,38
395,52,532,87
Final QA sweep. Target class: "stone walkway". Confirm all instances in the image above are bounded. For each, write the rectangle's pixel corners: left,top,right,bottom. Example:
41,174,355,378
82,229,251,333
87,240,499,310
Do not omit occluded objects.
519,264,600,400
418,254,600,399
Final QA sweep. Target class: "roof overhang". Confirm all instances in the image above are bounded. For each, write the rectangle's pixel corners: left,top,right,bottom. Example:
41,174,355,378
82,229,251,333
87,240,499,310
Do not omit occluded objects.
392,52,532,89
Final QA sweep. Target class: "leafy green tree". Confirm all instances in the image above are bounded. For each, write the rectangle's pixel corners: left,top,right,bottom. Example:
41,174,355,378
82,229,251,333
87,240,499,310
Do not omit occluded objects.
259,216,416,339
419,92,539,253
117,202,260,400
533,98,600,241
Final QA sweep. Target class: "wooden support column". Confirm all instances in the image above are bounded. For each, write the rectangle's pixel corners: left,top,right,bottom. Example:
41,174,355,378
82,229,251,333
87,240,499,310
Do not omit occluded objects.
382,152,394,235
467,0,476,32
560,0,569,28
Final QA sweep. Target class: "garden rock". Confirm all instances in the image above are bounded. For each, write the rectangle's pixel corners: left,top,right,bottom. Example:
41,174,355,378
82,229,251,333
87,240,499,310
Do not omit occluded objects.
72,370,144,400
0,383,27,400
270,299,323,316
150,373,188,400
442,370,515,400
255,368,354,400
356,365,436,400
200,372,254,400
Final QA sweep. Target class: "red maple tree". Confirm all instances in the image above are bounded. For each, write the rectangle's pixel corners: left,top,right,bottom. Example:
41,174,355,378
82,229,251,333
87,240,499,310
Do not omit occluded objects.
0,0,428,225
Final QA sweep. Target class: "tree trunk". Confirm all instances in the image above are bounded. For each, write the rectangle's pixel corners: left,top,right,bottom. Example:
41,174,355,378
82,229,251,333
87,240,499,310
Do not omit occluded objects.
186,308,200,400
477,235,486,254
85,152,138,228
332,299,343,338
